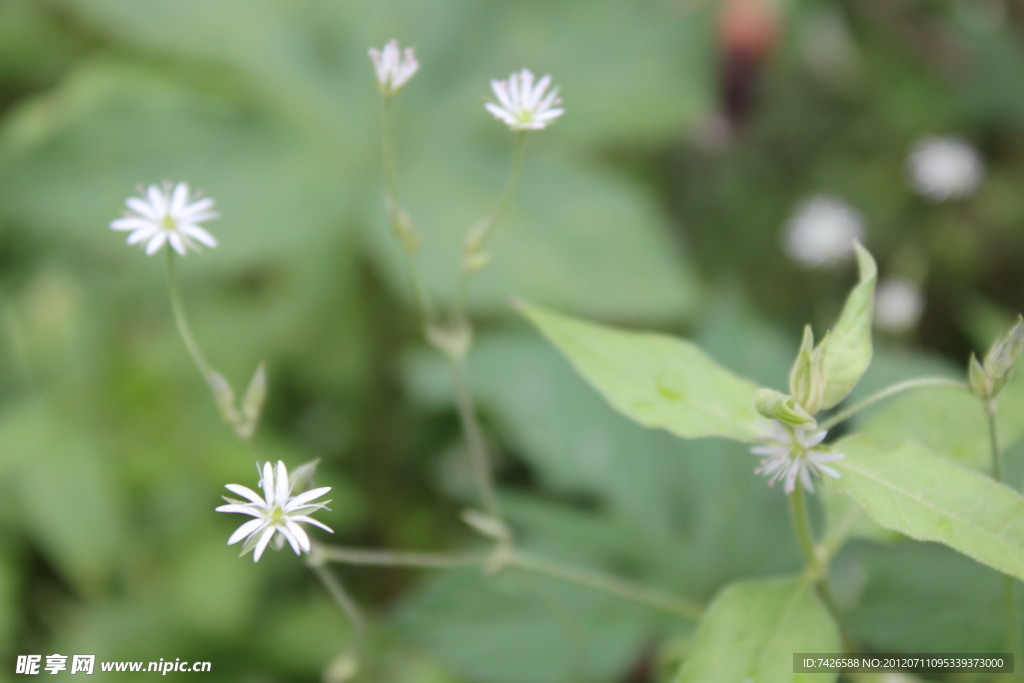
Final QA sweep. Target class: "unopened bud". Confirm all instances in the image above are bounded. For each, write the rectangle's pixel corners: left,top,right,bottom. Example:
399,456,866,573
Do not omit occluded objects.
788,325,827,415
754,388,816,427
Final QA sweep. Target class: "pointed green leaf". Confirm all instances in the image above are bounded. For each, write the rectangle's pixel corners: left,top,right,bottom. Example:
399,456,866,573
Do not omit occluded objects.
674,577,840,683
820,244,877,409
825,436,1024,580
517,301,761,442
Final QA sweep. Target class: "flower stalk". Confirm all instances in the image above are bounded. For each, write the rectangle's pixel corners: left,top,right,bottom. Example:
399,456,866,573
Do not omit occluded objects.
789,482,855,653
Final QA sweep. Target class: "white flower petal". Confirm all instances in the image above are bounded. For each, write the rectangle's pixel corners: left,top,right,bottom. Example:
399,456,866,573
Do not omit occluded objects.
181,225,218,247
285,486,332,510
170,182,190,215
252,527,277,562
215,504,264,517
110,217,152,231
227,518,266,545
285,520,312,552
145,232,167,255
126,197,159,220
225,483,266,505
274,461,290,503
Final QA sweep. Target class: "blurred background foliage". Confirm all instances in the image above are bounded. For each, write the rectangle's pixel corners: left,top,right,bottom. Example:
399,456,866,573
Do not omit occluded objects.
0,0,1023,681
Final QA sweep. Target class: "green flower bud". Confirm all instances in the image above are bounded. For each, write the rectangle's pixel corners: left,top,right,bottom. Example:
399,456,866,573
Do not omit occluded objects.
236,362,268,440
983,316,1024,398
788,325,828,415
754,388,816,427
968,352,990,400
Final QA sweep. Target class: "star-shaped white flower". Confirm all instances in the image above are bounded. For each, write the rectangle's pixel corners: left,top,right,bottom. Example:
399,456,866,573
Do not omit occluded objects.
216,461,333,562
110,181,218,256
369,39,419,96
750,422,844,494
906,136,983,201
485,69,564,131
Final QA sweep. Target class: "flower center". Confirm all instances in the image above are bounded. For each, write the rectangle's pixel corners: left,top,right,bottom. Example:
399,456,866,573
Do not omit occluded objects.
160,214,177,232
268,505,287,526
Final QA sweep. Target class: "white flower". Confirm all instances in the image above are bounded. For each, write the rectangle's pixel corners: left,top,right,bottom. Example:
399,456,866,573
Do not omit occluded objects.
216,461,333,562
783,195,865,268
874,277,924,333
110,181,218,256
906,136,983,201
751,422,844,494
368,39,419,96
485,69,564,131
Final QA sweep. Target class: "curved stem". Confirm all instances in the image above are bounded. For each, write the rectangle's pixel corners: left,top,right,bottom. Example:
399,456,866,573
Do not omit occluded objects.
165,250,214,380
789,484,856,653
319,545,484,569
307,559,366,663
506,549,702,620
380,95,433,331
454,132,527,324
820,377,967,431
447,355,500,518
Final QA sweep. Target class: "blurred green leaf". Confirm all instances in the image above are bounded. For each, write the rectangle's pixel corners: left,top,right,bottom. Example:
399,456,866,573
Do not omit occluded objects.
0,401,126,592
826,436,1024,581
673,576,840,683
393,564,656,683
856,361,1024,471
844,541,1004,654
518,301,761,441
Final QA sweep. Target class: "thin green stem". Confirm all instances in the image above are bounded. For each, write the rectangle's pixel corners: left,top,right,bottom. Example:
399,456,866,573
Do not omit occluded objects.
453,132,527,324
985,401,1020,665
447,354,500,517
380,95,433,330
165,249,214,380
789,484,856,653
319,545,484,569
819,377,967,431
308,558,366,660
506,549,702,620
788,484,819,573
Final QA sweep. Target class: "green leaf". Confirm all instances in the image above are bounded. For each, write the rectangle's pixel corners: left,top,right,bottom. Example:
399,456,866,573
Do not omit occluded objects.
404,330,799,597
393,564,657,683
673,577,840,683
825,436,1024,581
820,243,877,409
517,302,761,442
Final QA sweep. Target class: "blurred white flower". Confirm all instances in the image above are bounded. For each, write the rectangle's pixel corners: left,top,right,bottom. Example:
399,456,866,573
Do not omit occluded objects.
110,181,218,256
906,136,983,201
783,195,864,268
368,39,419,96
485,69,564,131
874,277,924,333
751,422,844,494
217,461,333,562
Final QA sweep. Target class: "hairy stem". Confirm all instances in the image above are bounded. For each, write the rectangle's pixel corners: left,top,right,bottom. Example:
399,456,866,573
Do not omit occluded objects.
789,484,856,652
165,249,214,380
308,560,366,662
820,377,967,431
506,549,702,620
454,132,527,324
319,545,484,569
380,95,433,330
447,355,500,517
